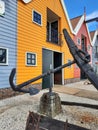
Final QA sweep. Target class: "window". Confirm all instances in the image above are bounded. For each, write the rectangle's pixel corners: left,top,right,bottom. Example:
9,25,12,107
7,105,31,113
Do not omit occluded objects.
95,64,98,75
95,46,98,53
95,46,98,58
87,45,90,51
0,47,8,65
77,38,81,45
32,10,42,26
81,36,87,52
47,21,58,44
26,52,37,66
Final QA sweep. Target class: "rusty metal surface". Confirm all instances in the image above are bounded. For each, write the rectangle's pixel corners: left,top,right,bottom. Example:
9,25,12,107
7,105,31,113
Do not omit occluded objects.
9,29,98,129
9,29,98,94
63,29,98,90
9,61,75,94
25,112,90,130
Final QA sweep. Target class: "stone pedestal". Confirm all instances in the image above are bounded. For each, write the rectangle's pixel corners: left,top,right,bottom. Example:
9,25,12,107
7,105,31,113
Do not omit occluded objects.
39,92,62,118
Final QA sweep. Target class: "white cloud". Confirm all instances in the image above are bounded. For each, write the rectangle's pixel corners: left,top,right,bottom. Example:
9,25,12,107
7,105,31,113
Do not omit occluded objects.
86,10,98,31
86,10,98,20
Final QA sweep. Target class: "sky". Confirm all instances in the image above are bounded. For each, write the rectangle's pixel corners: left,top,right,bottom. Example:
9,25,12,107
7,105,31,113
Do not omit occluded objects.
64,0,98,31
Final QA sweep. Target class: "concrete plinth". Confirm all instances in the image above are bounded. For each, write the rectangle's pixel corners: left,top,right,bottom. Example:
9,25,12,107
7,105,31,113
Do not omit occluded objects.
39,92,62,118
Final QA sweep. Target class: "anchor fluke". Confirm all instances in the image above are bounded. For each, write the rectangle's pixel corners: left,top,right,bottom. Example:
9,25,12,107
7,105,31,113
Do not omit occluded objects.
9,68,40,95
29,87,40,95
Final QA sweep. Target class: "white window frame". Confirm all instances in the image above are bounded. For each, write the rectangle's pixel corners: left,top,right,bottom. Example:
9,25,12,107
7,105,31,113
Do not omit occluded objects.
48,22,51,42
0,47,8,65
0,0,5,16
47,21,59,43
32,9,42,26
26,52,37,66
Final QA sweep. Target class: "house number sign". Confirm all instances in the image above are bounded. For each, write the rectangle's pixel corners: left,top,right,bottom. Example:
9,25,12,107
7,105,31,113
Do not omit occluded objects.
0,0,5,15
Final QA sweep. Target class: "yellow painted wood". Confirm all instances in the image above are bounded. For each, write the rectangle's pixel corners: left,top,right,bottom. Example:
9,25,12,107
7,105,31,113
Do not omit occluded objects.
17,0,74,85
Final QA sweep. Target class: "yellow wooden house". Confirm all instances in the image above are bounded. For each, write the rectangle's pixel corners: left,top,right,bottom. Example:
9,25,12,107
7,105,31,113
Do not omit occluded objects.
17,0,74,89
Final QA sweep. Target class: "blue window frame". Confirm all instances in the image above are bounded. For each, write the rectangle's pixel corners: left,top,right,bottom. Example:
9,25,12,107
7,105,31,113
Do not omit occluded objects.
26,52,36,66
33,10,42,25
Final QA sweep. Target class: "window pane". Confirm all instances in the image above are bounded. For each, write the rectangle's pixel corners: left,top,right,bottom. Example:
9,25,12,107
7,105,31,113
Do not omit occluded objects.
32,60,35,64
27,52,36,65
27,53,31,58
33,11,41,25
27,59,31,64
0,50,3,55
96,46,98,53
2,57,6,62
0,48,6,64
77,38,80,44
32,54,35,59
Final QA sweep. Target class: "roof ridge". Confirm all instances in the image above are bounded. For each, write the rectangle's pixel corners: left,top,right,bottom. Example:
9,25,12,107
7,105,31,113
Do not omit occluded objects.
70,15,83,20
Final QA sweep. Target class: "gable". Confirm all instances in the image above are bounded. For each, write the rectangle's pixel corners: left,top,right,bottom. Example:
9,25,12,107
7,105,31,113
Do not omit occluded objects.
20,0,73,34
71,14,91,44
71,15,82,30
90,30,98,46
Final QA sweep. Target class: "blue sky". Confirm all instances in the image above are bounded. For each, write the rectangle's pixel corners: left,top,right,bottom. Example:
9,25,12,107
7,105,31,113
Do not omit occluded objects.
64,0,98,31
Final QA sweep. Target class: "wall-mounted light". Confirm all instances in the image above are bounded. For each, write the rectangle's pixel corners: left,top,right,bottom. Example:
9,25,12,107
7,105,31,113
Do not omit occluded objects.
22,0,32,4
0,0,5,16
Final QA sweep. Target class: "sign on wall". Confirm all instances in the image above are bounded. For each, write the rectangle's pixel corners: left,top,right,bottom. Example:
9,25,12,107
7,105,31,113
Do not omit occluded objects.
22,0,32,4
0,0,5,16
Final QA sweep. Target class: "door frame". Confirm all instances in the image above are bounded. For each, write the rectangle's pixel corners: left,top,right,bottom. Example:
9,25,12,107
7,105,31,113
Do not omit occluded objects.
42,47,64,87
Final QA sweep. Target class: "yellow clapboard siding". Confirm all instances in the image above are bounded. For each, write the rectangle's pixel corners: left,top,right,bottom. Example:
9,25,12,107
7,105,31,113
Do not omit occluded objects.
17,0,74,85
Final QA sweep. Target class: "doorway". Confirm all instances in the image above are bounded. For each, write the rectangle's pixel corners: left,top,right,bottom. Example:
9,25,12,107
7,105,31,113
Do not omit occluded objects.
81,36,87,79
42,49,62,89
54,52,62,84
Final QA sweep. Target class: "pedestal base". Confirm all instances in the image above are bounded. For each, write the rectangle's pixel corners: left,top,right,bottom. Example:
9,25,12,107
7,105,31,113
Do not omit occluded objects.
39,92,62,118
